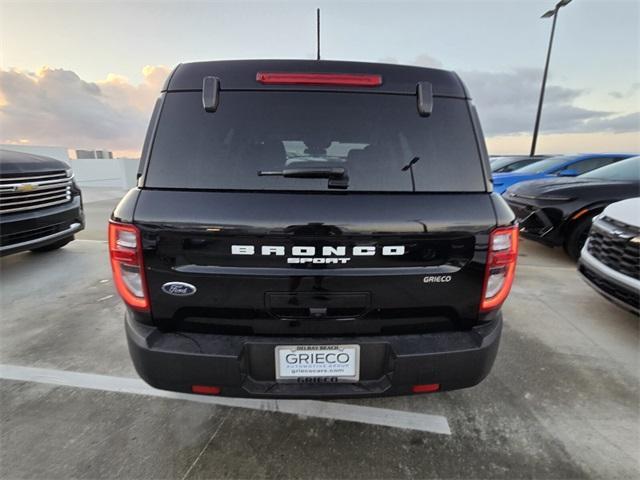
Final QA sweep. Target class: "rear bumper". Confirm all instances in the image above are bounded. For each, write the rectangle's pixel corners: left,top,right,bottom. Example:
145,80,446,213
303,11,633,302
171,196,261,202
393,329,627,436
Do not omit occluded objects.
578,244,639,315
126,311,502,398
0,195,84,256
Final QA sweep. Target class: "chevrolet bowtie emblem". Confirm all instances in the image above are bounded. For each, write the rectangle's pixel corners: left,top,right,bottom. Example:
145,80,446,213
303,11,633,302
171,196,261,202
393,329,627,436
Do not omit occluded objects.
630,236,640,245
14,183,38,193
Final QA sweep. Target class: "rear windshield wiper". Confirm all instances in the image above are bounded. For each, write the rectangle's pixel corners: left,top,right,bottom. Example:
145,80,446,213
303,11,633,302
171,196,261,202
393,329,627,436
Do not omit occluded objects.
258,167,349,189
401,157,420,192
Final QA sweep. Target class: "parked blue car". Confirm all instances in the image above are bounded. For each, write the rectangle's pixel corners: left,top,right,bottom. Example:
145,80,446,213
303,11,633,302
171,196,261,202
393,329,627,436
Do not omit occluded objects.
492,153,635,194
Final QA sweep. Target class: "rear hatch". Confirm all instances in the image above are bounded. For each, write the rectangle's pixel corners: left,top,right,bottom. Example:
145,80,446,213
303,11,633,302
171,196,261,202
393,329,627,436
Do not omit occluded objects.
135,82,496,336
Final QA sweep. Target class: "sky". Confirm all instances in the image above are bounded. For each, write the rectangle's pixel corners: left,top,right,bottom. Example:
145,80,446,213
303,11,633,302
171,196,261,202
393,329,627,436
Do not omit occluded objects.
0,0,639,157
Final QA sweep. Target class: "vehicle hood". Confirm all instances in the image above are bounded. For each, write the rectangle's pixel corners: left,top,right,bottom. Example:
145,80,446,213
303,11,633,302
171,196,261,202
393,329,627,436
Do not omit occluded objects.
602,197,640,228
0,149,70,175
506,176,638,199
491,172,546,194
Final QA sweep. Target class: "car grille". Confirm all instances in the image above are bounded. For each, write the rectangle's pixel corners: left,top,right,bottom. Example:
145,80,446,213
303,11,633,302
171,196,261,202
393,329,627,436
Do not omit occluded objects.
0,222,67,247
0,170,73,214
587,217,640,280
579,264,640,311
504,199,532,220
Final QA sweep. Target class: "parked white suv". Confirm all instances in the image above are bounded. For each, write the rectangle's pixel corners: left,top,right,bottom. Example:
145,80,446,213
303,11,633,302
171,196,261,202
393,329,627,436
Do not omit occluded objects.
578,198,640,314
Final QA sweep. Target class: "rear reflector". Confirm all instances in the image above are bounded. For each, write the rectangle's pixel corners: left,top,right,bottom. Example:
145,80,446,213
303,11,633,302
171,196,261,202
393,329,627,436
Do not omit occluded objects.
412,383,441,393
480,225,519,312
256,72,382,87
108,222,149,312
192,385,221,395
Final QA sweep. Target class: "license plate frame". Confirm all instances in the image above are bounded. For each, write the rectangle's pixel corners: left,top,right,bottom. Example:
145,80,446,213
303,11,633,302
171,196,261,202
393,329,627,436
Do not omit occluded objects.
275,344,360,383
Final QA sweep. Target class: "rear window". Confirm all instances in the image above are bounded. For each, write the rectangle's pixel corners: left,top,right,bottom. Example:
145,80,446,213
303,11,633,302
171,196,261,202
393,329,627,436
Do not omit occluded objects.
145,91,485,192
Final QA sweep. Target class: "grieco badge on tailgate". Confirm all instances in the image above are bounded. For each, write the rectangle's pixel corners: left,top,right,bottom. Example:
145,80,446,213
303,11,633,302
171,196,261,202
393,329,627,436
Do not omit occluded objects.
231,245,405,265
161,282,197,296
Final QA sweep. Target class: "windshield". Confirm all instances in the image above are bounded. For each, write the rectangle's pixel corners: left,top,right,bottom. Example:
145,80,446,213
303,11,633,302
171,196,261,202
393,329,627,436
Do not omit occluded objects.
581,156,640,180
515,155,578,174
491,157,540,173
145,91,486,192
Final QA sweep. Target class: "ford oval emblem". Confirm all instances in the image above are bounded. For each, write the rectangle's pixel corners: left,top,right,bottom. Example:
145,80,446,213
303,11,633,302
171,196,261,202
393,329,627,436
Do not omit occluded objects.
161,282,197,296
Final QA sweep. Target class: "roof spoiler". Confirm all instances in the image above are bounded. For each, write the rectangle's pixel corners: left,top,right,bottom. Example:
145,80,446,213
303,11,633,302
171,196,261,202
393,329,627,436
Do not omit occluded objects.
417,81,433,117
202,76,220,112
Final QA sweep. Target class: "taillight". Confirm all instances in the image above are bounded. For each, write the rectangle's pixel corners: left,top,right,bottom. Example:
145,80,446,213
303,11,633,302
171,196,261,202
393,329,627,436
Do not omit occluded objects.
108,221,149,311
480,226,519,312
256,72,383,87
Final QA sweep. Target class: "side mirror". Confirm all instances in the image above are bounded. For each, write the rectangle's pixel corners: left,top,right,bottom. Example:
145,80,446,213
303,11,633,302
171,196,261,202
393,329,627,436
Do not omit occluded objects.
416,82,433,117
557,168,578,177
202,76,220,112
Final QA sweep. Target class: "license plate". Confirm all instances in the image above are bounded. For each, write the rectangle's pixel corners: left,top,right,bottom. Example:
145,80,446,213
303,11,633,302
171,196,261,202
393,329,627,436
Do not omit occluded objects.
275,344,360,383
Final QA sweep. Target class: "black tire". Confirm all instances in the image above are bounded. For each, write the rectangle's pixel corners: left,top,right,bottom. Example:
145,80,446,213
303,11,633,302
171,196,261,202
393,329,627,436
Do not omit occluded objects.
563,216,594,261
30,236,74,253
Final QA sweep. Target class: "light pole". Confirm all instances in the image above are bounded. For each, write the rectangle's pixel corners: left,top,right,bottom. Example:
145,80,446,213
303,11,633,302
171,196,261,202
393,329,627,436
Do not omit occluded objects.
530,0,573,156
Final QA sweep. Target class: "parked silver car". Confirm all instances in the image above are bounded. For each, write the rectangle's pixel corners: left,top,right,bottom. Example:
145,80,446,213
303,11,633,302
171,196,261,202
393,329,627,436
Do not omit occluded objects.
578,197,640,314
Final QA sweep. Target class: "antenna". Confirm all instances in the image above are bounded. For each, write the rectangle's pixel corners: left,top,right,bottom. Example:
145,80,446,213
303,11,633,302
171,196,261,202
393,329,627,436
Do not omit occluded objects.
316,8,321,60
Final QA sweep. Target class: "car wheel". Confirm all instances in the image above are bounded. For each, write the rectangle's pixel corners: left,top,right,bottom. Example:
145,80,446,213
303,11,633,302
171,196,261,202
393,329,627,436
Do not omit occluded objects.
30,236,74,253
563,216,594,261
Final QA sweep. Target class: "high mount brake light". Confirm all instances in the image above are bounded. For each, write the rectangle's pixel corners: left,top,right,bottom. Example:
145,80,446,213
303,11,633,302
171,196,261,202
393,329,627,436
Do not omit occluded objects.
256,72,383,87
109,222,149,311
480,226,519,312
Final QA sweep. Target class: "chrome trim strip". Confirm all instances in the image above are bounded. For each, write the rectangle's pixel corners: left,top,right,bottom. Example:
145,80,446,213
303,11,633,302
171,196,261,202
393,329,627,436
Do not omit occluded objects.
0,187,70,201
0,196,72,214
0,177,73,191
0,180,73,194
0,192,70,208
595,217,640,237
0,222,82,253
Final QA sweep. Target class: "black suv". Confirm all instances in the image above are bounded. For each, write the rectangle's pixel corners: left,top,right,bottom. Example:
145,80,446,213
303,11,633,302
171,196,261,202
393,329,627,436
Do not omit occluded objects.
0,149,84,256
111,60,518,398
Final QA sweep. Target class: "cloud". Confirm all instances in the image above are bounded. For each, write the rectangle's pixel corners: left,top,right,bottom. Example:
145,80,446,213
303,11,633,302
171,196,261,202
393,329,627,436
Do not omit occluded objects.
0,65,170,155
609,82,640,99
384,55,639,138
413,54,443,69
577,111,640,134
461,68,640,137
0,60,637,157
379,54,442,69
460,68,625,137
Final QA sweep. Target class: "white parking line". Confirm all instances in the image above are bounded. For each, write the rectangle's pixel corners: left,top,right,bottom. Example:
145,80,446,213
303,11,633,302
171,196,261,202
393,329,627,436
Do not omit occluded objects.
0,364,451,435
